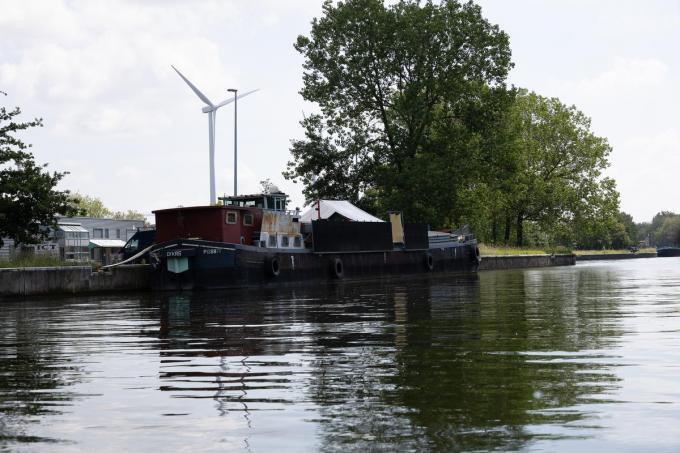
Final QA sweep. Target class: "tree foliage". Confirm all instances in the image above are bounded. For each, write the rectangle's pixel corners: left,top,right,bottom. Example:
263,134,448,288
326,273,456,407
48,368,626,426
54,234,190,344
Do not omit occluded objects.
68,193,146,222
285,0,513,226
504,90,619,246
286,0,627,248
643,212,680,247
0,93,79,246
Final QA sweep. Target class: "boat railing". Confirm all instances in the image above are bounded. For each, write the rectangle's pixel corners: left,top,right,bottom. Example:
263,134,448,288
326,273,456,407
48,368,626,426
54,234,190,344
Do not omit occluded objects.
261,208,301,218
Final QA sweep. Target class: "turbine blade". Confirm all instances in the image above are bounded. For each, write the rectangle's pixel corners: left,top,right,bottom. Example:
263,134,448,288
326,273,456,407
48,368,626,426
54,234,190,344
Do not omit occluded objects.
171,65,215,108
213,88,260,110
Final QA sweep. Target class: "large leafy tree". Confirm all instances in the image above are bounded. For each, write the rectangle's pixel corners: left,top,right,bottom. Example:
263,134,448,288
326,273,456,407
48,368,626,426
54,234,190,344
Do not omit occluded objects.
0,93,79,246
504,90,619,246
285,0,513,226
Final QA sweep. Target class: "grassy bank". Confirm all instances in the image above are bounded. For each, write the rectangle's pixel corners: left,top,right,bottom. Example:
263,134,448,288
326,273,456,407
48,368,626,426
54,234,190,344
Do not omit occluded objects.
480,244,656,257
0,256,90,268
479,244,563,256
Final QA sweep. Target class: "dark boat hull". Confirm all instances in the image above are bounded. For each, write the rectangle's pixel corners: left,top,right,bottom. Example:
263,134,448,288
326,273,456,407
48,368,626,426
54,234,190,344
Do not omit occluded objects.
657,247,680,257
149,239,480,291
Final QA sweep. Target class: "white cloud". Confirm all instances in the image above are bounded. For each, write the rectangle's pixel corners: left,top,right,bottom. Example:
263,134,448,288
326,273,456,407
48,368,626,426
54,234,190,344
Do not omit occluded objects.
549,57,670,103
0,0,239,138
611,129,680,220
576,57,668,96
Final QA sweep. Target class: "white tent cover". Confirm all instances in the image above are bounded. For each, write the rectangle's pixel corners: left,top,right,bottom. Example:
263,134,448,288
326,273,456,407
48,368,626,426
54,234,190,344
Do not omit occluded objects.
89,239,126,248
300,200,384,223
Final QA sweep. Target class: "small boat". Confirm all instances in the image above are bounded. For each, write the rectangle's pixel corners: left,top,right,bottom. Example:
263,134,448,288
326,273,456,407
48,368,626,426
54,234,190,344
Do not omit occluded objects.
657,246,680,257
147,192,480,291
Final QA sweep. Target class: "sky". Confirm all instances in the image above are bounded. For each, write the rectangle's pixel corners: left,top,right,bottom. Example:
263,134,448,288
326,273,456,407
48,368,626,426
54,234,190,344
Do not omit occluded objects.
1,0,678,223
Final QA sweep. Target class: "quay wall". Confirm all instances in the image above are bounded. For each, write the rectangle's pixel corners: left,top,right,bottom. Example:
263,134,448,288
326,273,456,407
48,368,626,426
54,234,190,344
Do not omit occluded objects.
575,252,657,261
2,255,579,297
0,264,150,298
479,254,575,271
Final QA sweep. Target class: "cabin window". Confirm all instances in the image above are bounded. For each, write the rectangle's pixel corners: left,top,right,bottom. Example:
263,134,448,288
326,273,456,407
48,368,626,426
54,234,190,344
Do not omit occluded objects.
281,236,289,247
226,211,238,224
243,213,254,226
268,235,277,247
293,235,302,247
93,228,103,239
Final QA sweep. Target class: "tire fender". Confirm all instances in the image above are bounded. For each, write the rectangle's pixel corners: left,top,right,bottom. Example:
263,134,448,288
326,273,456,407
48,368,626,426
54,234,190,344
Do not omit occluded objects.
331,257,344,279
266,255,280,277
424,253,434,271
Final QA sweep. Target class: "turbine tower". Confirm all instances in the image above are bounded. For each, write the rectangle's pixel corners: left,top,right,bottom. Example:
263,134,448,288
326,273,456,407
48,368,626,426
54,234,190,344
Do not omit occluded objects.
171,65,258,205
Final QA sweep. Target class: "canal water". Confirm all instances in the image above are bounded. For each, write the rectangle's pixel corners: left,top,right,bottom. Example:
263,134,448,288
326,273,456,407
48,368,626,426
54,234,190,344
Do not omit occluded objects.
2,258,680,452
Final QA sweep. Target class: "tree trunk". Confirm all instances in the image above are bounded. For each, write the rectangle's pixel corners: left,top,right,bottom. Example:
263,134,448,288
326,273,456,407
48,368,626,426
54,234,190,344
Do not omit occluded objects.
491,216,498,244
504,212,511,244
516,213,524,246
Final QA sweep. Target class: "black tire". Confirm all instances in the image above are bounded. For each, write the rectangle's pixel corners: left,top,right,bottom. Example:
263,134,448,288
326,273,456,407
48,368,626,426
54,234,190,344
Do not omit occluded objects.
266,256,280,277
331,257,344,279
424,253,434,271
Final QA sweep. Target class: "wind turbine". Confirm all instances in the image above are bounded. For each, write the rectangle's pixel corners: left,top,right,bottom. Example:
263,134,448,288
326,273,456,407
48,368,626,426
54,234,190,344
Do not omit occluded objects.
171,65,258,205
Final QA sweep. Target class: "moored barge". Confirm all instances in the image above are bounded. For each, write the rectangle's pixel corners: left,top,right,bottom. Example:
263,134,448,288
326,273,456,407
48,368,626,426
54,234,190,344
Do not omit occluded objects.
148,192,479,291
657,246,680,257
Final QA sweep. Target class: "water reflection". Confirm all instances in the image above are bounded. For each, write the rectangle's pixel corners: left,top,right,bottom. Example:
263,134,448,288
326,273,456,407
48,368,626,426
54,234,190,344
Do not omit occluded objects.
3,261,680,451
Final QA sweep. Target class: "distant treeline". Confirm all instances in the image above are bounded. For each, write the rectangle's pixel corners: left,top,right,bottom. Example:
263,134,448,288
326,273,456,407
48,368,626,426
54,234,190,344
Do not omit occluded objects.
636,212,680,248
285,0,625,249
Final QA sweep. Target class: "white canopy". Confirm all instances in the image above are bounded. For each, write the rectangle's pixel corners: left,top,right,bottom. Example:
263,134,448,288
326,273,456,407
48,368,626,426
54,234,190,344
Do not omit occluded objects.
89,239,126,248
300,200,384,223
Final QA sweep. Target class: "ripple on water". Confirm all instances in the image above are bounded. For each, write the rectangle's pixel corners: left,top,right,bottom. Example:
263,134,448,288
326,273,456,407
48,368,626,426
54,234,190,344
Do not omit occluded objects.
1,261,680,451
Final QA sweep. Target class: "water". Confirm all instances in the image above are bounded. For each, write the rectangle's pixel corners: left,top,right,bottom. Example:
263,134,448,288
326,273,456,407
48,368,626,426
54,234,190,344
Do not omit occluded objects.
2,258,680,452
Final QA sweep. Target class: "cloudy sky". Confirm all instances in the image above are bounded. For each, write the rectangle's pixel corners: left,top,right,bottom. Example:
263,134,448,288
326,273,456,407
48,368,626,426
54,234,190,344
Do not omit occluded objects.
1,0,678,222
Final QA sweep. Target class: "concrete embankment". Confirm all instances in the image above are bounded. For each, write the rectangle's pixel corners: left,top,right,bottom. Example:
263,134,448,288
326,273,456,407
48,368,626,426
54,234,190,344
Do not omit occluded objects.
2,254,578,297
0,264,150,298
479,254,575,271
575,252,657,261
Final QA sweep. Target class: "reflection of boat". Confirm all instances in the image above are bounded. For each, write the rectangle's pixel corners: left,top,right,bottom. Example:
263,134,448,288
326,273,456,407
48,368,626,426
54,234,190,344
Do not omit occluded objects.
657,246,680,257
148,192,480,291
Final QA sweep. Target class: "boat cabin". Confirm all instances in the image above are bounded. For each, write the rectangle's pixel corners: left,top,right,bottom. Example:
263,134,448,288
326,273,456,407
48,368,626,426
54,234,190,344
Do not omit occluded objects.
153,192,304,249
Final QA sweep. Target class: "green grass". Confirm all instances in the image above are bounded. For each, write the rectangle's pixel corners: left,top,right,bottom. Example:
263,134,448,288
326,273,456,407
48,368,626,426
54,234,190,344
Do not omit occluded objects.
480,244,656,257
479,244,556,256
0,255,91,268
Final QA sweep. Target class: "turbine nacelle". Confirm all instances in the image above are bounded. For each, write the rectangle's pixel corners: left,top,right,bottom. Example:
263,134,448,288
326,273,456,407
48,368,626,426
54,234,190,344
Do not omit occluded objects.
201,89,259,113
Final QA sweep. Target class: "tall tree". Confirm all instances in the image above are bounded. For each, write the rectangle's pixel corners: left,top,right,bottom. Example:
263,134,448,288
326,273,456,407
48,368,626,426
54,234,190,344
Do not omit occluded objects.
69,193,112,218
504,90,619,246
0,93,79,246
285,0,513,226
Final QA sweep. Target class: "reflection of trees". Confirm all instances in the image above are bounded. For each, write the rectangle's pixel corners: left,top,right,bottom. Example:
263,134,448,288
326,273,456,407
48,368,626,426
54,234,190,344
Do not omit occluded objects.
309,270,625,451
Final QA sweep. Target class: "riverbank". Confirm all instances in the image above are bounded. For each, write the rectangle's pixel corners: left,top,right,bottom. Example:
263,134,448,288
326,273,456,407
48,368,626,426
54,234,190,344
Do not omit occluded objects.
0,264,150,297
479,253,575,271
575,252,657,261
1,253,579,297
